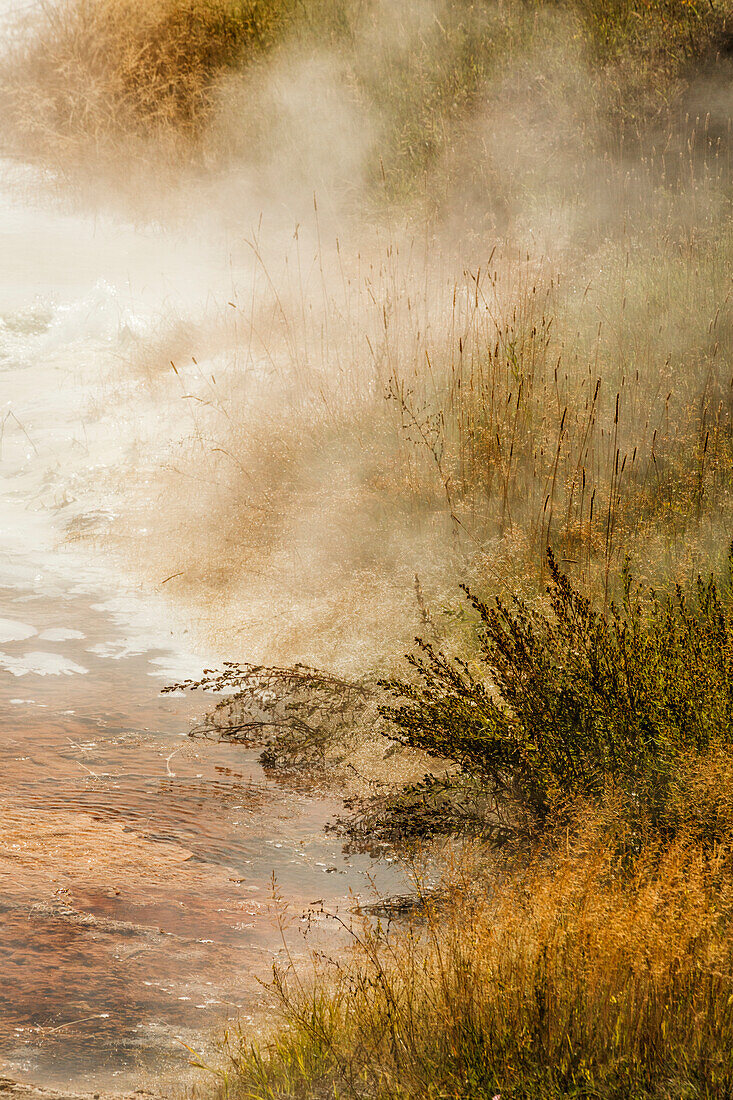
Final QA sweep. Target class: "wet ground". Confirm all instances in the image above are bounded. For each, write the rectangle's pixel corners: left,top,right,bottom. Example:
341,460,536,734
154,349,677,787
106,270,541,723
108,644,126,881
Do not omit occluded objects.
0,165,400,1093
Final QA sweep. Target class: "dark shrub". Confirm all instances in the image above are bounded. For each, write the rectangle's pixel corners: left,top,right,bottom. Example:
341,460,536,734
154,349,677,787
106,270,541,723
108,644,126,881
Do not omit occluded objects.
373,549,733,845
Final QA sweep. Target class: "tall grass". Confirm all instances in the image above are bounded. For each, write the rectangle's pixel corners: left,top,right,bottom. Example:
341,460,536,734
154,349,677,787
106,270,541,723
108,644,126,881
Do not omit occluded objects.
3,0,731,193
212,218,733,582
397,230,733,585
223,814,733,1099
124,196,733,672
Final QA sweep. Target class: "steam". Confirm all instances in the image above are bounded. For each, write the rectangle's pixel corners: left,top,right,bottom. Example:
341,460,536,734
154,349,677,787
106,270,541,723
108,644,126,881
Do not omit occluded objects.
2,0,732,672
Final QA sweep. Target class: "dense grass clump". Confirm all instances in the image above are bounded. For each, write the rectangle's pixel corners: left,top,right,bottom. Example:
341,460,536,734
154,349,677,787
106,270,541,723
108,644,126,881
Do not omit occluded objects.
221,821,733,1100
0,0,304,163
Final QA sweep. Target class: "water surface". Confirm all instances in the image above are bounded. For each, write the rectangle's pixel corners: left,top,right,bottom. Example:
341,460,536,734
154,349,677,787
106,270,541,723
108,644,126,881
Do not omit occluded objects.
0,165,396,1093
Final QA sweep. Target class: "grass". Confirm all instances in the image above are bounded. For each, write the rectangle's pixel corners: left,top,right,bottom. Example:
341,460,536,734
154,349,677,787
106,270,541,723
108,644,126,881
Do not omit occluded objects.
161,221,733,667
221,817,733,1099
381,230,733,580
210,562,733,1100
3,0,731,196
7,0,733,1095
0,0,304,166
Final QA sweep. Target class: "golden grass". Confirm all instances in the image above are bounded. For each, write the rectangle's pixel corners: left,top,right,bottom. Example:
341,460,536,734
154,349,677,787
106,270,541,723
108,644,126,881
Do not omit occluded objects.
4,0,730,194
134,218,733,670
222,785,733,1098
0,0,301,166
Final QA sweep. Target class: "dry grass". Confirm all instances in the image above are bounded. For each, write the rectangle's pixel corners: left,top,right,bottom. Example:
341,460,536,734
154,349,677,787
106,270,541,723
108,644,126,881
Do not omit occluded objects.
217,790,733,1098
4,0,730,196
133,216,733,672
0,0,301,167
90,0,733,655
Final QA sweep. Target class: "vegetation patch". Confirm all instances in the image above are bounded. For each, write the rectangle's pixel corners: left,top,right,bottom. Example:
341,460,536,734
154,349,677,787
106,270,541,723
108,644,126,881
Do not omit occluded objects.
220,821,733,1099
349,550,733,850
3,0,732,198
166,660,376,778
189,552,733,1098
0,0,304,164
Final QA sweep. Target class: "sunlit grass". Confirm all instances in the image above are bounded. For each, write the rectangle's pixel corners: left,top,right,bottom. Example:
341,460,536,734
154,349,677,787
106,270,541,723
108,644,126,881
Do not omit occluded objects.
3,0,731,193
222,809,733,1099
7,3,733,1094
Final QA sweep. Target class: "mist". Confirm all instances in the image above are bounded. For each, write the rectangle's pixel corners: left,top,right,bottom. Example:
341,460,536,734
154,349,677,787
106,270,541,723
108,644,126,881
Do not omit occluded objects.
0,0,729,673
1,0,733,1093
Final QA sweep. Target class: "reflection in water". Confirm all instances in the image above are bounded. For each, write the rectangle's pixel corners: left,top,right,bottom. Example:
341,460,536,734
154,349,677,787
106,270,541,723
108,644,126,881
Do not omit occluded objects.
0,580,398,1092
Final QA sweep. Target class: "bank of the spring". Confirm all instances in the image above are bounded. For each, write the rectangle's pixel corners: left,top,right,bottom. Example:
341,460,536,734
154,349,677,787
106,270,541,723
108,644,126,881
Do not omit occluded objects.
212,552,733,1100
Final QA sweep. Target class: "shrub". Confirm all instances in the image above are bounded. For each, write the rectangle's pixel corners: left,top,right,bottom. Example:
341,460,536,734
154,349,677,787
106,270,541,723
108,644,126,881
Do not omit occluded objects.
372,549,733,846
